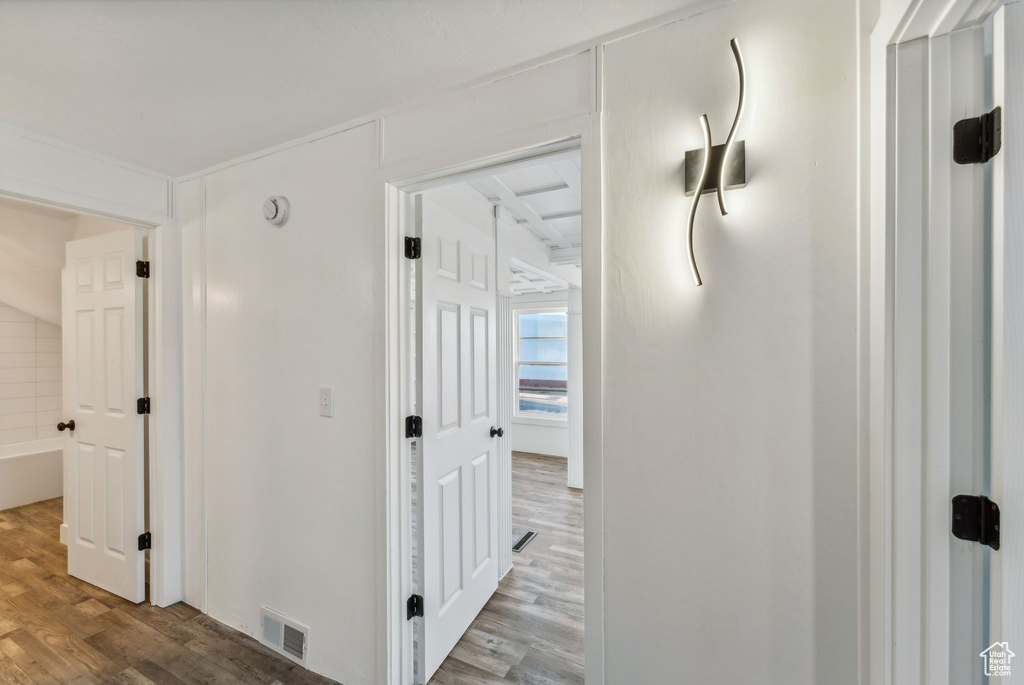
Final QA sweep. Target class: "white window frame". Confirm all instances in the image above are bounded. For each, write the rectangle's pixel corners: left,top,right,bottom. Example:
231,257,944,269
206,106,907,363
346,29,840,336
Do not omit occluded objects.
513,306,569,424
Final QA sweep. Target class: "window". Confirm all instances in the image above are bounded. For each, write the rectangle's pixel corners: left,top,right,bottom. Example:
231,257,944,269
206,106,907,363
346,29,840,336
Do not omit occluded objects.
515,309,568,419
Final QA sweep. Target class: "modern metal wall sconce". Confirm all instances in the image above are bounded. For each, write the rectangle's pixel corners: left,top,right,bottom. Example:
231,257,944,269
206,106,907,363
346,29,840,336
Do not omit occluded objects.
683,38,747,286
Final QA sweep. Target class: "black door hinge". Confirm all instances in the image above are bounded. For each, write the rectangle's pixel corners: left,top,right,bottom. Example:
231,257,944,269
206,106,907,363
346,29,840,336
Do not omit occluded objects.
954,107,1002,165
404,236,421,260
407,594,424,619
138,532,151,551
952,494,1000,550
137,397,151,415
136,260,150,278
405,415,422,438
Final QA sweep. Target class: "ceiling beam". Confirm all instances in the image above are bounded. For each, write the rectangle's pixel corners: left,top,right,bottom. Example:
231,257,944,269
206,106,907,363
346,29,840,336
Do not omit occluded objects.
539,210,581,222
550,158,582,202
510,257,569,288
550,246,582,265
515,183,569,198
475,176,571,248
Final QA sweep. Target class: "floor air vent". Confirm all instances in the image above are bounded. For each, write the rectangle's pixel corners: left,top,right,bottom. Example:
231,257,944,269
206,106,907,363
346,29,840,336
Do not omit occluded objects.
512,531,537,553
259,606,310,668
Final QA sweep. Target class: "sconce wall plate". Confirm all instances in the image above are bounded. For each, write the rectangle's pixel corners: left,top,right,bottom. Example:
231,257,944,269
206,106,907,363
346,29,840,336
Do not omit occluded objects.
684,140,746,196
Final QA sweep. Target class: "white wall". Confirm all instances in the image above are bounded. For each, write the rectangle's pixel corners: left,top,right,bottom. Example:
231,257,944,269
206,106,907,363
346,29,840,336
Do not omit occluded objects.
177,0,862,682
601,0,858,682
0,199,75,325
511,420,568,457
0,301,62,446
0,124,171,224
199,123,380,684
72,213,131,241
178,176,207,612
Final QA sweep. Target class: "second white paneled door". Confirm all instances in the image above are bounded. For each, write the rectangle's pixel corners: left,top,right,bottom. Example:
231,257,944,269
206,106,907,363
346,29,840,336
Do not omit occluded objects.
419,195,499,681
63,228,147,603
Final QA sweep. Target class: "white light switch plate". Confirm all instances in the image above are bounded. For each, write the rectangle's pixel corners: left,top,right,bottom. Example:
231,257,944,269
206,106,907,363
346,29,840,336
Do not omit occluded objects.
319,387,333,418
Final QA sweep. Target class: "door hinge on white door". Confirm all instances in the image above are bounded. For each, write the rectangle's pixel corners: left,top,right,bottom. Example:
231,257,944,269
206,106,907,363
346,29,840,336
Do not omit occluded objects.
406,416,422,438
951,495,1000,549
136,260,150,278
954,107,1002,164
407,594,424,619
137,397,151,414
404,237,421,260
138,532,151,551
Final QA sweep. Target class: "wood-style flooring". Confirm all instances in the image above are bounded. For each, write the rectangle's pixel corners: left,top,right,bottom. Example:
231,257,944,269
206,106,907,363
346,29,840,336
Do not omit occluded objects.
0,497,337,685
430,452,584,684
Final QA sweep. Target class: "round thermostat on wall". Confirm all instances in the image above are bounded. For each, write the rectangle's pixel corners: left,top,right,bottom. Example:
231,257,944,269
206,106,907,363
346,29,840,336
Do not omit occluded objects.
263,196,290,226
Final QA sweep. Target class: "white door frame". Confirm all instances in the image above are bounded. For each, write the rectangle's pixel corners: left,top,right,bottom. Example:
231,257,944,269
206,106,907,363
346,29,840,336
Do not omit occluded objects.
0,187,183,608
869,1,1011,683
990,0,1024,669
382,113,603,685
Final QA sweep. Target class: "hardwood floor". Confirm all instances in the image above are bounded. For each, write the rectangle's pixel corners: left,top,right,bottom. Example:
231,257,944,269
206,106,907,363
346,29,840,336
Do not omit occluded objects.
0,457,584,685
430,452,584,684
0,497,338,685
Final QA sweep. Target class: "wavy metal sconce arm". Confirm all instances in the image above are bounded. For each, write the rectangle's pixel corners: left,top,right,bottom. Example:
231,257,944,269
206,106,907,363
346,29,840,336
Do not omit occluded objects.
687,114,713,287
717,38,745,216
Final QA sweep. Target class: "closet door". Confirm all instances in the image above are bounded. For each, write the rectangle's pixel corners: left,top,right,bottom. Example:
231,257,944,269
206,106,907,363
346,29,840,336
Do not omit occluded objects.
63,228,146,603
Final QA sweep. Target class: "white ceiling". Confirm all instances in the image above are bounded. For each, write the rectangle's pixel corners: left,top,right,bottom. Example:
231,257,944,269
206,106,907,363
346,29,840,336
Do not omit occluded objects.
454,149,581,295
0,0,701,176
468,151,582,270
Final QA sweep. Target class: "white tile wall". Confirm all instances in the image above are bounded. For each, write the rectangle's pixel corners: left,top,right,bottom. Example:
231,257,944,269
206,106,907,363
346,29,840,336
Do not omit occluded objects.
0,302,62,447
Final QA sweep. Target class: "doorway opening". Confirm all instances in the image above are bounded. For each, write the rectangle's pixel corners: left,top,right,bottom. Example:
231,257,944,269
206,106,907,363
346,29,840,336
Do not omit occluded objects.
0,194,155,605
398,143,586,684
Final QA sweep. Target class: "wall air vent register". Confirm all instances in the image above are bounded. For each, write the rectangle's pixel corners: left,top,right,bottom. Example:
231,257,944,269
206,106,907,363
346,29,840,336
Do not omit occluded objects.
259,605,310,668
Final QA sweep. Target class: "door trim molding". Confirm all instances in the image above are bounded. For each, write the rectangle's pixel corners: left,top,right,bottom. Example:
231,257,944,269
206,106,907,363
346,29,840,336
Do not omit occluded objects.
567,286,584,489
867,2,1007,683
382,114,602,685
496,292,514,579
991,0,1024,666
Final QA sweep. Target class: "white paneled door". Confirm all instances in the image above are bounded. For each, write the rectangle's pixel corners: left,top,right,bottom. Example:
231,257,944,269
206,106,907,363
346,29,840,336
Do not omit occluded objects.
63,228,146,603
419,195,499,681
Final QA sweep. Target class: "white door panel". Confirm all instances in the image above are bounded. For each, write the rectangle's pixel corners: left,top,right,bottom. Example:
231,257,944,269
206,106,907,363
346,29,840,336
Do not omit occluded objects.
420,196,498,681
63,228,146,604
